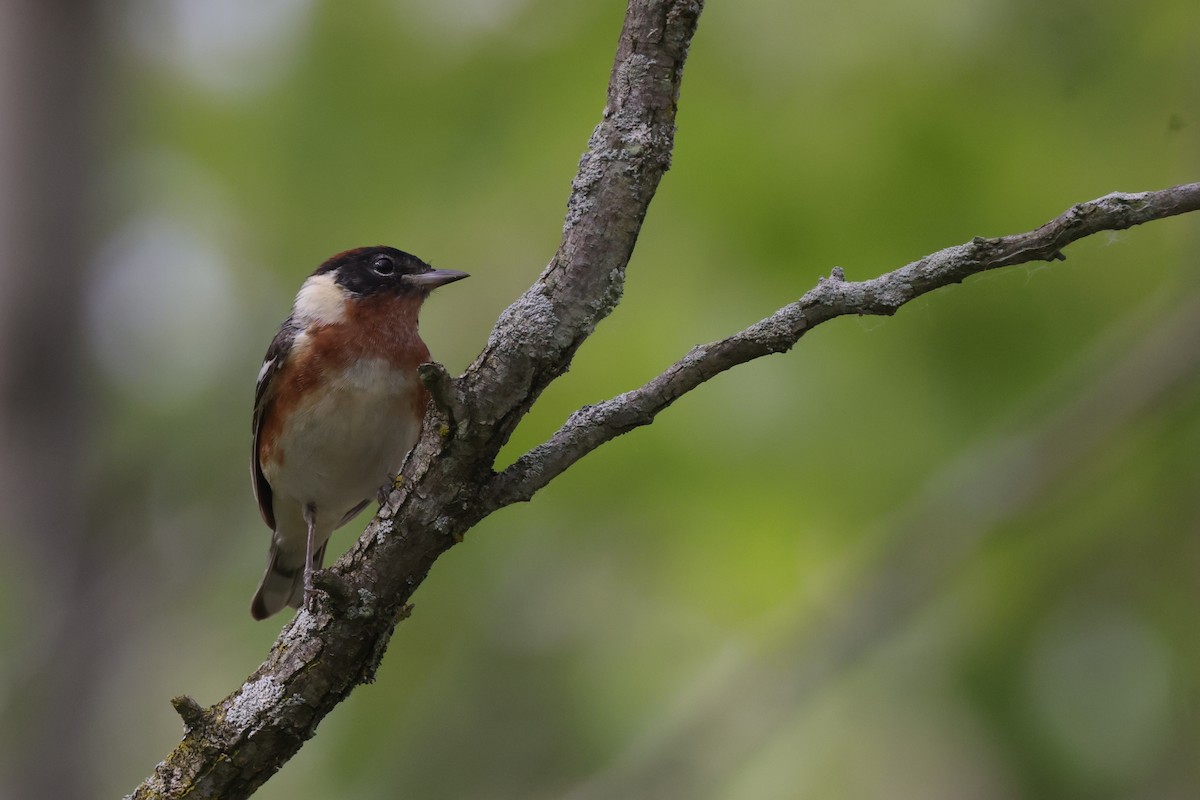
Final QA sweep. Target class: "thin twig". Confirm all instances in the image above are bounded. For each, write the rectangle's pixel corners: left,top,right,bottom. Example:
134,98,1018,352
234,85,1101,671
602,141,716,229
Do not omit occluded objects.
487,184,1200,509
564,281,1200,800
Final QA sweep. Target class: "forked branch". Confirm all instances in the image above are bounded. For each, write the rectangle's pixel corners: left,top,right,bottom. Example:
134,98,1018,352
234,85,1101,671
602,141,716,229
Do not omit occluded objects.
127,0,1200,793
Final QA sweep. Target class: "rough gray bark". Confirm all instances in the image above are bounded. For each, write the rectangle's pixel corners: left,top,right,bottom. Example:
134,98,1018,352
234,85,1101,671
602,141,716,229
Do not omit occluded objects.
127,0,1200,795
130,2,704,798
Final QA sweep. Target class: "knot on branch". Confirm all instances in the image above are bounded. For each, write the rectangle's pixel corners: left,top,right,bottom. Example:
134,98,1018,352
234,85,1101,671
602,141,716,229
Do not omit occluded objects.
171,695,210,734
312,568,355,613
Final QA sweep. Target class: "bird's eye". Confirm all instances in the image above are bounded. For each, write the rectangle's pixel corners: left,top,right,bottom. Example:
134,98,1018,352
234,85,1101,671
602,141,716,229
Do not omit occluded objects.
372,255,395,276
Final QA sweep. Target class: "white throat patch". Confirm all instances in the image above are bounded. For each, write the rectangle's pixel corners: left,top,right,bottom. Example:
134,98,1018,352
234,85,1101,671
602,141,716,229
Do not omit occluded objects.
293,272,347,326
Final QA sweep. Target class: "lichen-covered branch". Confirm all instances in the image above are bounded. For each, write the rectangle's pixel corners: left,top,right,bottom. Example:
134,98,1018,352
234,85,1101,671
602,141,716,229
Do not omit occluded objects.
485,183,1200,508
128,2,704,799
455,0,703,450
127,0,1200,795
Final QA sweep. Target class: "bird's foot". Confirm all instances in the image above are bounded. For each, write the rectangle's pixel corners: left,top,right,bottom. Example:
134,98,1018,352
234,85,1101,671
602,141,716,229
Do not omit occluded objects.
302,567,319,613
378,472,405,506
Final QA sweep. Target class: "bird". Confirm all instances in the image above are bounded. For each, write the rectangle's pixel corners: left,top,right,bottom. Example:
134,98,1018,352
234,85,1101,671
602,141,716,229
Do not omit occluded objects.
249,246,468,620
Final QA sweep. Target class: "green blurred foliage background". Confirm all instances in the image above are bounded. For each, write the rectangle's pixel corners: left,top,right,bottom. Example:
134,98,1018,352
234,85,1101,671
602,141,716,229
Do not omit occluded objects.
2,0,1199,798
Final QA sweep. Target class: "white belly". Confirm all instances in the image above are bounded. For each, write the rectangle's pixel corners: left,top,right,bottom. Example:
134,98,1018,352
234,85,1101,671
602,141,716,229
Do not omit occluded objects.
266,357,421,536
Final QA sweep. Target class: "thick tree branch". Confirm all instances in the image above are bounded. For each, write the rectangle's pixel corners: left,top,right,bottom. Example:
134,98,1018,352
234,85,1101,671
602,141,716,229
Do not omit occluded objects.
128,0,1200,795
487,183,1200,508
454,0,701,450
129,2,703,798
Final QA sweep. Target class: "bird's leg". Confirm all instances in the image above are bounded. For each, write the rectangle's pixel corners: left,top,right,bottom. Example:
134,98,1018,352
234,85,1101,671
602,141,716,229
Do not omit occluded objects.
303,503,318,605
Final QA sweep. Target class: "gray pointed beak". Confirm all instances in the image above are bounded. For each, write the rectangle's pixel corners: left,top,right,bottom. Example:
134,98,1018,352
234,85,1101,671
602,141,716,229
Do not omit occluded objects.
404,269,470,289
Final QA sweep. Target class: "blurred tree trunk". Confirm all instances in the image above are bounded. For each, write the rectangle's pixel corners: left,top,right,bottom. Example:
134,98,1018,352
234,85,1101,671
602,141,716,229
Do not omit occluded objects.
0,2,101,799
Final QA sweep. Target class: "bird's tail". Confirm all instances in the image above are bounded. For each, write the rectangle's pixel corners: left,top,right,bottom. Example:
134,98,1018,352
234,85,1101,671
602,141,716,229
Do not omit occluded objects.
250,541,327,620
